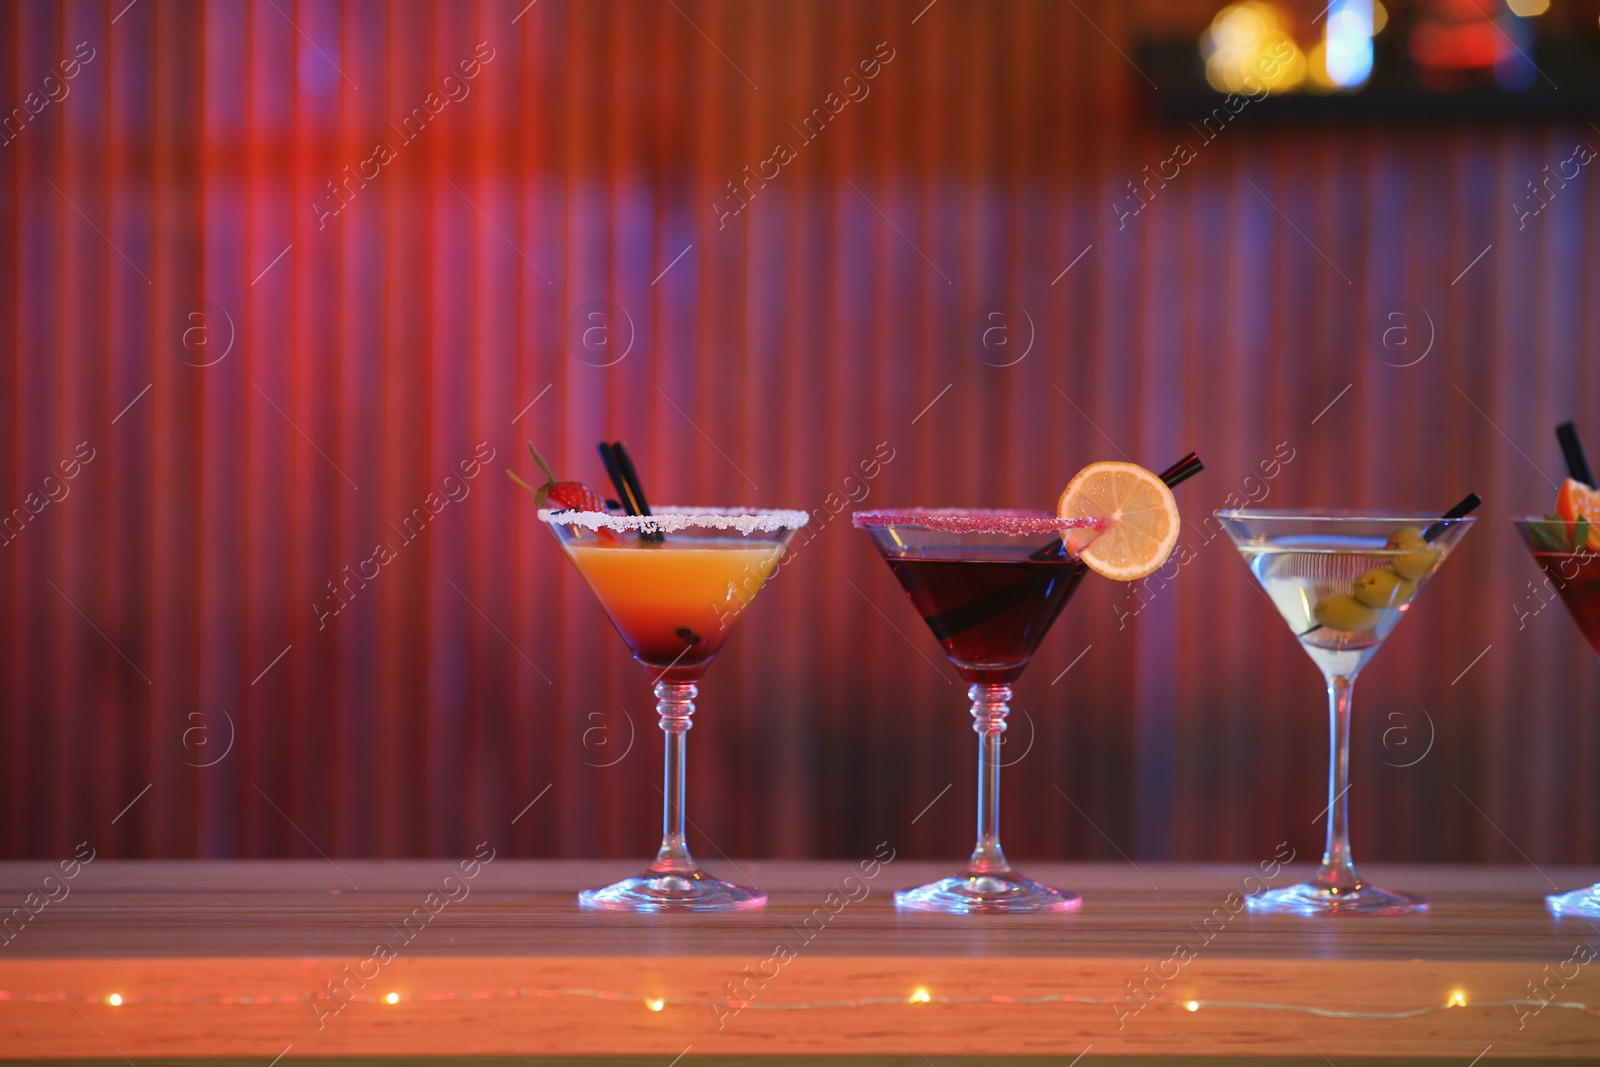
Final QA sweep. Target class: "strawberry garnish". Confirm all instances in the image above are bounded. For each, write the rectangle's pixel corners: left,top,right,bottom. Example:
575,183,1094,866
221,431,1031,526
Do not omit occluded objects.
510,444,611,514
542,479,608,513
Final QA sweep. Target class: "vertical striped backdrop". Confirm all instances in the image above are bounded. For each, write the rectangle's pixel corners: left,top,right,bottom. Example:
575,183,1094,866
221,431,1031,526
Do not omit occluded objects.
3,0,1598,865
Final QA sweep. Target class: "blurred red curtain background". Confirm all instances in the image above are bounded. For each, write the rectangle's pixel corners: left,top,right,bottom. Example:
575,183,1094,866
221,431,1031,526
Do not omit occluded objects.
3,0,1598,866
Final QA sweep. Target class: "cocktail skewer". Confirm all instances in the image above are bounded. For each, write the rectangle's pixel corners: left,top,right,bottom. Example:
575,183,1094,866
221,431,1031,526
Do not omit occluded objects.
1297,491,1480,638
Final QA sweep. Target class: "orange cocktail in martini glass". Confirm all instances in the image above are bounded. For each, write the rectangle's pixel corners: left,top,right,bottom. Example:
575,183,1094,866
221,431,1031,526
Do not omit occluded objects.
542,506,808,911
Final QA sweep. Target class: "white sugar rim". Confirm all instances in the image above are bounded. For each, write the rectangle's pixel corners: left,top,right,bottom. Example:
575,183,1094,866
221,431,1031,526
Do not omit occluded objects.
538,505,811,534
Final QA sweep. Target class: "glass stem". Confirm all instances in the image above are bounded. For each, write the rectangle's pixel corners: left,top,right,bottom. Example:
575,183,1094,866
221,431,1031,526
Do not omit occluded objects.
967,683,1012,875
1315,675,1359,890
650,681,698,876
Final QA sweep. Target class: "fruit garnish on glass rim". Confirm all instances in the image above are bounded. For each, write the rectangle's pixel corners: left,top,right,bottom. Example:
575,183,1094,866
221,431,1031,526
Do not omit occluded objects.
1551,477,1600,552
1056,461,1182,581
1530,425,1600,918
509,443,608,511
510,444,619,543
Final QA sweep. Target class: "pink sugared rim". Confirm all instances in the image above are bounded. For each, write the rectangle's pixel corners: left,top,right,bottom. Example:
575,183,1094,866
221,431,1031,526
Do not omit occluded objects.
851,508,1107,536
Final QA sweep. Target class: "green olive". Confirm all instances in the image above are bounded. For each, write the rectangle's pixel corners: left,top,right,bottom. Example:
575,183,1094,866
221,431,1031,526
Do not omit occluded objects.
1386,526,1427,551
1392,548,1440,581
1313,593,1382,632
1352,568,1405,608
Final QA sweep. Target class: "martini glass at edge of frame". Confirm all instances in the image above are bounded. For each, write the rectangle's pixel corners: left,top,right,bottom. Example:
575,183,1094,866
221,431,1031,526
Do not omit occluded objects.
1216,509,1475,916
1512,516,1600,920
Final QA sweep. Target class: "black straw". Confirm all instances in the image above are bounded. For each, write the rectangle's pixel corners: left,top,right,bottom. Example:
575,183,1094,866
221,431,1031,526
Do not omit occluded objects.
1422,491,1481,543
1156,452,1205,490
1557,422,1594,486
611,442,653,517
596,443,630,509
600,440,664,542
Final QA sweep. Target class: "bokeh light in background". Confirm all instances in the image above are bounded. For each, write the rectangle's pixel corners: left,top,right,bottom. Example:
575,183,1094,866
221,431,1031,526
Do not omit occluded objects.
1406,0,1543,91
1199,0,1575,98
1199,0,1387,95
1202,3,1308,93
1322,0,1377,89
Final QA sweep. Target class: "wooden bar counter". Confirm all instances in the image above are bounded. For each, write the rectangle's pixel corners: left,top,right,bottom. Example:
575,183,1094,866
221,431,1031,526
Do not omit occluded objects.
2,860,1598,1061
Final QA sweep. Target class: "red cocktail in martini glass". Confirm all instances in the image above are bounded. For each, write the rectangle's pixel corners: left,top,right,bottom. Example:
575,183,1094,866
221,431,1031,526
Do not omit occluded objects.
854,459,1193,913
1514,515,1600,918
854,508,1104,912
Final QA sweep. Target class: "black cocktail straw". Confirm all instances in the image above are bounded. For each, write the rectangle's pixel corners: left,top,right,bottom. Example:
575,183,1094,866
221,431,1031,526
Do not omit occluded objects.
1156,451,1205,490
611,442,653,517
597,441,664,542
1422,491,1481,543
612,440,664,542
597,443,630,508
1557,422,1594,486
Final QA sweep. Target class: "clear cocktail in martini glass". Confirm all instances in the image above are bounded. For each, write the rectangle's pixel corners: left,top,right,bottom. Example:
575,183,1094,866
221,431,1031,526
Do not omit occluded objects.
854,508,1106,913
542,506,809,911
1514,514,1600,918
1217,510,1474,915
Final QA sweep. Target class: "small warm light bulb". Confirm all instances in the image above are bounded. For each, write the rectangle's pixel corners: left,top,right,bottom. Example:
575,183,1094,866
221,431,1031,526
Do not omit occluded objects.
107,993,123,1007
1185,999,1200,1012
385,991,400,1005
1447,990,1467,1008
648,998,665,1012
910,987,932,1004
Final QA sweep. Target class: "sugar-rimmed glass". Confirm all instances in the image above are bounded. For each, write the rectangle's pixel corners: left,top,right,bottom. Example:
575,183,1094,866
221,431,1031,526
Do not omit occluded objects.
853,508,1103,914
541,506,809,911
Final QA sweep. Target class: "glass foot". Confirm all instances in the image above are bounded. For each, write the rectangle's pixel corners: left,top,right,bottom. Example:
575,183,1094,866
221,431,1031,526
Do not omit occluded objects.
1248,878,1427,916
895,870,1081,914
1547,883,1600,918
578,870,765,913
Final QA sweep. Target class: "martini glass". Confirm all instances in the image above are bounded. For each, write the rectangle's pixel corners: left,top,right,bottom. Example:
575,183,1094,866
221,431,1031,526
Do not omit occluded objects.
541,506,809,911
853,509,1104,913
1513,517,1600,918
1216,510,1474,915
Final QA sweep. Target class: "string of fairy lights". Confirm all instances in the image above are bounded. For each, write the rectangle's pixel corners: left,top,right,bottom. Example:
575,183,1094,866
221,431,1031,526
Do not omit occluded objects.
8,983,1598,1022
